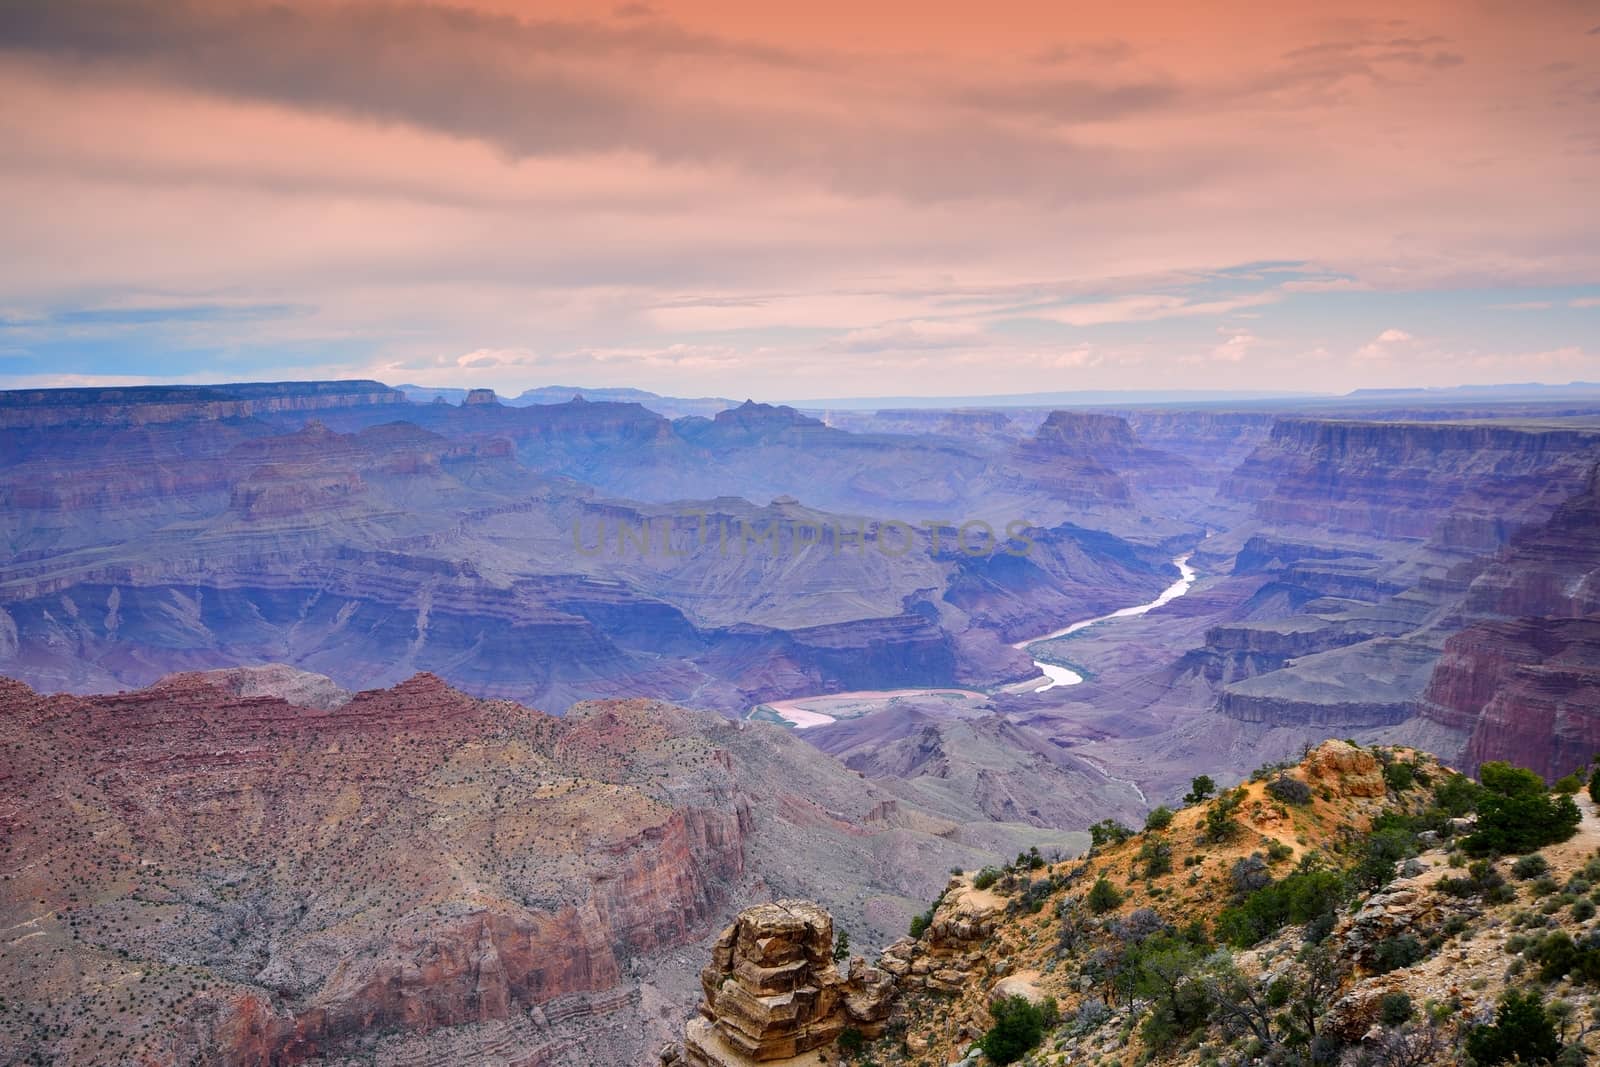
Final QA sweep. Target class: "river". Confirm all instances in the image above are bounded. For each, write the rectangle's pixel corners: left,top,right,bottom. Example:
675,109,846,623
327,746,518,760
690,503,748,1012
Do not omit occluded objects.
1011,552,1197,692
755,552,1198,728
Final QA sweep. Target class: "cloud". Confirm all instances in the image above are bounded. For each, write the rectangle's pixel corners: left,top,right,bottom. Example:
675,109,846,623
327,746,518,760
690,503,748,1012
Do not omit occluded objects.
1489,300,1555,310
835,320,984,353
1280,277,1373,293
1026,292,1277,327
1210,329,1257,363
1573,297,1600,308
0,0,1199,202
1354,328,1419,361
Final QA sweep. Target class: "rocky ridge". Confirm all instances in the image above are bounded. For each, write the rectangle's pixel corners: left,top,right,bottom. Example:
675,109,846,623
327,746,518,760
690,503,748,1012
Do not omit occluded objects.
677,741,1600,1066
0,671,1079,1067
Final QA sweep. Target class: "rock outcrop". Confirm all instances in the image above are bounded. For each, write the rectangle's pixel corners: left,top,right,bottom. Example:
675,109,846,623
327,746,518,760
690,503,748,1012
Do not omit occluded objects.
682,901,893,1064
1415,466,1600,776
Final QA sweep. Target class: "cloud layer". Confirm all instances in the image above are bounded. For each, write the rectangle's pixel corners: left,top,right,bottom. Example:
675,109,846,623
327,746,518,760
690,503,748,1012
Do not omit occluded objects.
0,0,1597,395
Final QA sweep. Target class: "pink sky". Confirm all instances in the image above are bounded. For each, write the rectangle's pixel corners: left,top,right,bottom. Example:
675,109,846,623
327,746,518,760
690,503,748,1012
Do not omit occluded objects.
0,0,1597,397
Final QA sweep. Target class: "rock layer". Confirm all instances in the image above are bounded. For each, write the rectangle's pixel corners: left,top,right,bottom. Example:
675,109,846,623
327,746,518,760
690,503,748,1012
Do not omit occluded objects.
683,900,893,1064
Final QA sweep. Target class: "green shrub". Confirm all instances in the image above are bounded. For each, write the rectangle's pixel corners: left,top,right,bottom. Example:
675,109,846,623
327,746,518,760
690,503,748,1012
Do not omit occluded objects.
1379,992,1414,1026
980,995,1059,1065
1552,773,1583,795
1138,839,1173,879
1144,805,1175,832
1434,773,1483,817
1464,762,1581,856
1438,859,1512,902
1353,827,1421,891
1203,787,1247,844
1589,767,1600,805
1087,876,1123,914
1215,859,1344,946
1266,774,1313,806
973,866,1003,891
1184,775,1216,805
1383,762,1415,792
1372,934,1426,974
1512,854,1550,880
1465,990,1561,1066
837,1027,864,1054
1089,819,1133,849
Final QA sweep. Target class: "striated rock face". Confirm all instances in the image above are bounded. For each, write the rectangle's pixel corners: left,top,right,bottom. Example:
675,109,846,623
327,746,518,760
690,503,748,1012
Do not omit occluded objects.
1414,467,1600,776
1008,412,1136,502
683,901,893,1065
0,380,404,430
1224,418,1600,541
0,673,751,1066
1423,618,1600,778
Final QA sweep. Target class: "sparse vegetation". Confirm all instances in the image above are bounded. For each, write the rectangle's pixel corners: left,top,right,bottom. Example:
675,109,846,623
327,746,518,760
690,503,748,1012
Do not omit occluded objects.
1464,762,1581,856
1465,989,1562,1065
1087,876,1124,914
980,994,1058,1064
1184,775,1217,806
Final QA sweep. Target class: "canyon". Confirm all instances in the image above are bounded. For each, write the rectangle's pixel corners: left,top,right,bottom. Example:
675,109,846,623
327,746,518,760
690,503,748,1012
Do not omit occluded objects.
0,669,1082,1067
3,379,1600,1064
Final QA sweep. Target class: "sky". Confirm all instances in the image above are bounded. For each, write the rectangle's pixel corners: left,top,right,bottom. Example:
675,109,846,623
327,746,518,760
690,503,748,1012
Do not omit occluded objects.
1,0,1598,400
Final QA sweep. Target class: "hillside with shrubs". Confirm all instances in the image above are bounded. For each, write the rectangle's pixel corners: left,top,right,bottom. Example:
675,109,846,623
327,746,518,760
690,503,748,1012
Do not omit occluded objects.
849,739,1600,1067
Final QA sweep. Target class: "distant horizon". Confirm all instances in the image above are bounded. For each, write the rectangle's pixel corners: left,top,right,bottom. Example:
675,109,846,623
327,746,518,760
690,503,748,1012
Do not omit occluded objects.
8,376,1600,414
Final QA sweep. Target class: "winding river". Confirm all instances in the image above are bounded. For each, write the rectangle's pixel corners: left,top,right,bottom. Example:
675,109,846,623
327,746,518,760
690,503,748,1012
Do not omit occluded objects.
757,552,1199,727
1012,552,1197,692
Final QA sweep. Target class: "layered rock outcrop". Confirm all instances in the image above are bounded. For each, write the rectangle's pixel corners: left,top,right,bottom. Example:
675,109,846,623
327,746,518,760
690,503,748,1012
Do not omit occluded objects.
1415,466,1600,776
682,901,894,1065
1224,418,1600,542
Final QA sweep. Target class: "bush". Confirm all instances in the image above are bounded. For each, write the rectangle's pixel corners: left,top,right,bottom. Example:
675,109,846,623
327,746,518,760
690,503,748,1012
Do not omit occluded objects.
973,866,1003,890
1552,773,1583,795
1089,819,1133,849
1465,990,1561,1066
1383,761,1416,792
1144,805,1175,832
1138,839,1173,879
837,1027,864,1054
1267,840,1294,863
1087,876,1123,914
1372,933,1427,974
1435,772,1483,817
1589,767,1600,805
1229,854,1272,896
1438,859,1513,902
1266,774,1313,806
1513,854,1550,880
1525,930,1600,983
980,994,1058,1065
1203,787,1247,843
1216,859,1344,947
1379,991,1414,1026
1184,775,1217,805
1465,762,1581,856
1353,827,1421,891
